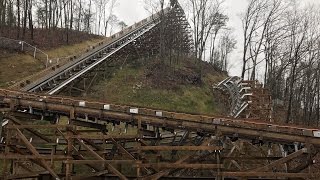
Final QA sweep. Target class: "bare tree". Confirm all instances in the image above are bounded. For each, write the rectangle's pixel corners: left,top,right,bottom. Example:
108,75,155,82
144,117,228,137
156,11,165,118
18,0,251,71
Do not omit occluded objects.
188,0,225,61
242,0,320,125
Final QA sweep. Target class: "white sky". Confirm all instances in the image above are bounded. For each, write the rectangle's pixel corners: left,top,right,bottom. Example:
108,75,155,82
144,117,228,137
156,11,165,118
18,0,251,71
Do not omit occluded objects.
113,0,320,77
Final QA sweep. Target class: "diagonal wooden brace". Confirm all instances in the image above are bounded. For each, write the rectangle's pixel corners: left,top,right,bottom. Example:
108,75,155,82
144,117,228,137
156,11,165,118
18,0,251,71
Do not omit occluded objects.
15,126,60,179
76,138,128,180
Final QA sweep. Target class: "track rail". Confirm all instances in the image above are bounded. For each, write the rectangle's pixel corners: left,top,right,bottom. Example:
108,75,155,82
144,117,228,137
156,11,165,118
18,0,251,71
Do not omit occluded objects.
1,88,320,146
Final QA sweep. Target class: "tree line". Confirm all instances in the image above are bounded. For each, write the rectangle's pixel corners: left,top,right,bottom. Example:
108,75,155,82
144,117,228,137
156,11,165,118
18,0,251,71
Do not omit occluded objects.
0,0,126,43
241,0,320,125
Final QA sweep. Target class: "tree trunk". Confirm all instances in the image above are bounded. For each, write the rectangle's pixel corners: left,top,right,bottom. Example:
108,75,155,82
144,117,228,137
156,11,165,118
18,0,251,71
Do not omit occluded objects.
22,0,28,39
70,0,73,30
28,0,33,41
17,0,20,38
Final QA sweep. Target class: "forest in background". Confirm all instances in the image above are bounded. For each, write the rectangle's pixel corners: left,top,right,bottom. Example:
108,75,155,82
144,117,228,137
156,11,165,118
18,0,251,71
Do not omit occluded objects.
240,0,320,125
0,0,126,47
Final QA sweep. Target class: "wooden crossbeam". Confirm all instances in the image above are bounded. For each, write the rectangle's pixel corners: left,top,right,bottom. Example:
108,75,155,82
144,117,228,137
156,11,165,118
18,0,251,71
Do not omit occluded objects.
137,163,223,169
142,139,213,180
71,170,109,180
218,172,314,178
14,127,60,179
6,173,40,180
64,160,135,164
8,116,54,143
142,155,192,180
138,146,223,151
0,154,67,160
69,134,137,140
252,148,308,172
7,124,72,129
76,138,128,180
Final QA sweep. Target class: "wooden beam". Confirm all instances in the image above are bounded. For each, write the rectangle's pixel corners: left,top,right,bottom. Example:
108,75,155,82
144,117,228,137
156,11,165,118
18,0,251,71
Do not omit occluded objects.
8,116,54,143
15,127,60,179
76,138,128,180
218,172,314,178
7,124,72,129
71,170,109,180
64,160,135,164
69,134,137,140
0,154,67,160
142,139,213,180
252,148,308,172
6,173,40,179
138,146,223,151
137,163,223,169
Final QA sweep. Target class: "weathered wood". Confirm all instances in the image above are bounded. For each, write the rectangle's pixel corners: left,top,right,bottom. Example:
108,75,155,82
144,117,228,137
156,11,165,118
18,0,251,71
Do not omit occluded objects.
76,138,128,180
15,127,60,179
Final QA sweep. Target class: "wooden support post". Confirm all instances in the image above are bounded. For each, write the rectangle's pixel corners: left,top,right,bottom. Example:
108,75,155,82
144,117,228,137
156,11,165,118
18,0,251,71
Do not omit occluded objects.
0,113,3,138
137,118,142,179
65,128,73,180
217,150,221,180
2,121,10,178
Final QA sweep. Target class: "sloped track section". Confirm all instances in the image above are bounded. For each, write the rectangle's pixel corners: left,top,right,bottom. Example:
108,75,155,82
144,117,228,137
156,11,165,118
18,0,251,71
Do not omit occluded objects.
21,4,192,95
215,77,272,121
21,15,161,94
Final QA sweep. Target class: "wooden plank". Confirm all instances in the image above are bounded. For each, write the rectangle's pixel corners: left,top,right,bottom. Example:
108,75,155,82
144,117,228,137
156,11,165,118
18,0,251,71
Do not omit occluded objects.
65,160,135,164
138,146,223,151
137,163,223,169
76,138,128,180
252,148,307,172
0,154,67,160
219,172,314,178
15,127,60,179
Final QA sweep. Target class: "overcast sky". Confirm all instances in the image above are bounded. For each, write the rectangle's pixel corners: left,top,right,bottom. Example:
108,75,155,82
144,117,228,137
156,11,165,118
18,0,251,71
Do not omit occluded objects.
112,0,320,77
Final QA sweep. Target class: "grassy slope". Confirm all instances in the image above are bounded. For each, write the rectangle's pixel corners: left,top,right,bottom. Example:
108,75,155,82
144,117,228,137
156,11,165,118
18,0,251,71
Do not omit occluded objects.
0,38,104,88
88,59,227,116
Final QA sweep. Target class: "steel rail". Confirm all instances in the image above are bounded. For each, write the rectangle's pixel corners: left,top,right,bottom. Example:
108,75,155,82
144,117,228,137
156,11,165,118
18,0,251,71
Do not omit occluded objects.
47,23,158,95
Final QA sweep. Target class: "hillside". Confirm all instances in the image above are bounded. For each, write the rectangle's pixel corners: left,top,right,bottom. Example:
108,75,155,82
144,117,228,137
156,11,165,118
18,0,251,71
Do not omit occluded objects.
87,57,228,116
0,34,104,88
0,29,228,116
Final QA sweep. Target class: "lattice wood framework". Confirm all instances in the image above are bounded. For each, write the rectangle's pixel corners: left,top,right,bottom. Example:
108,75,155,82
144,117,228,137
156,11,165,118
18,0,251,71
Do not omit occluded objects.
0,89,319,179
239,80,272,121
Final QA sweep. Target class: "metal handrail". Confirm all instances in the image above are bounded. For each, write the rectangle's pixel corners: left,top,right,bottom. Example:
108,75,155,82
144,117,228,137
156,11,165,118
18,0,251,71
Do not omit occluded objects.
0,37,49,67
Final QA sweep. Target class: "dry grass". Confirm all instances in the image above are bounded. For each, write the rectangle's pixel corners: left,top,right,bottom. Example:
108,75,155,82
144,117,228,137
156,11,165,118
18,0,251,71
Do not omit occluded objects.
88,58,228,116
0,37,104,88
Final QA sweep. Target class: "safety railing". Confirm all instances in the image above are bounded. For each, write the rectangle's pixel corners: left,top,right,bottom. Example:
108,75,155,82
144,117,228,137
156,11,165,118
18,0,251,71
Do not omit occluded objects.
0,37,49,66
